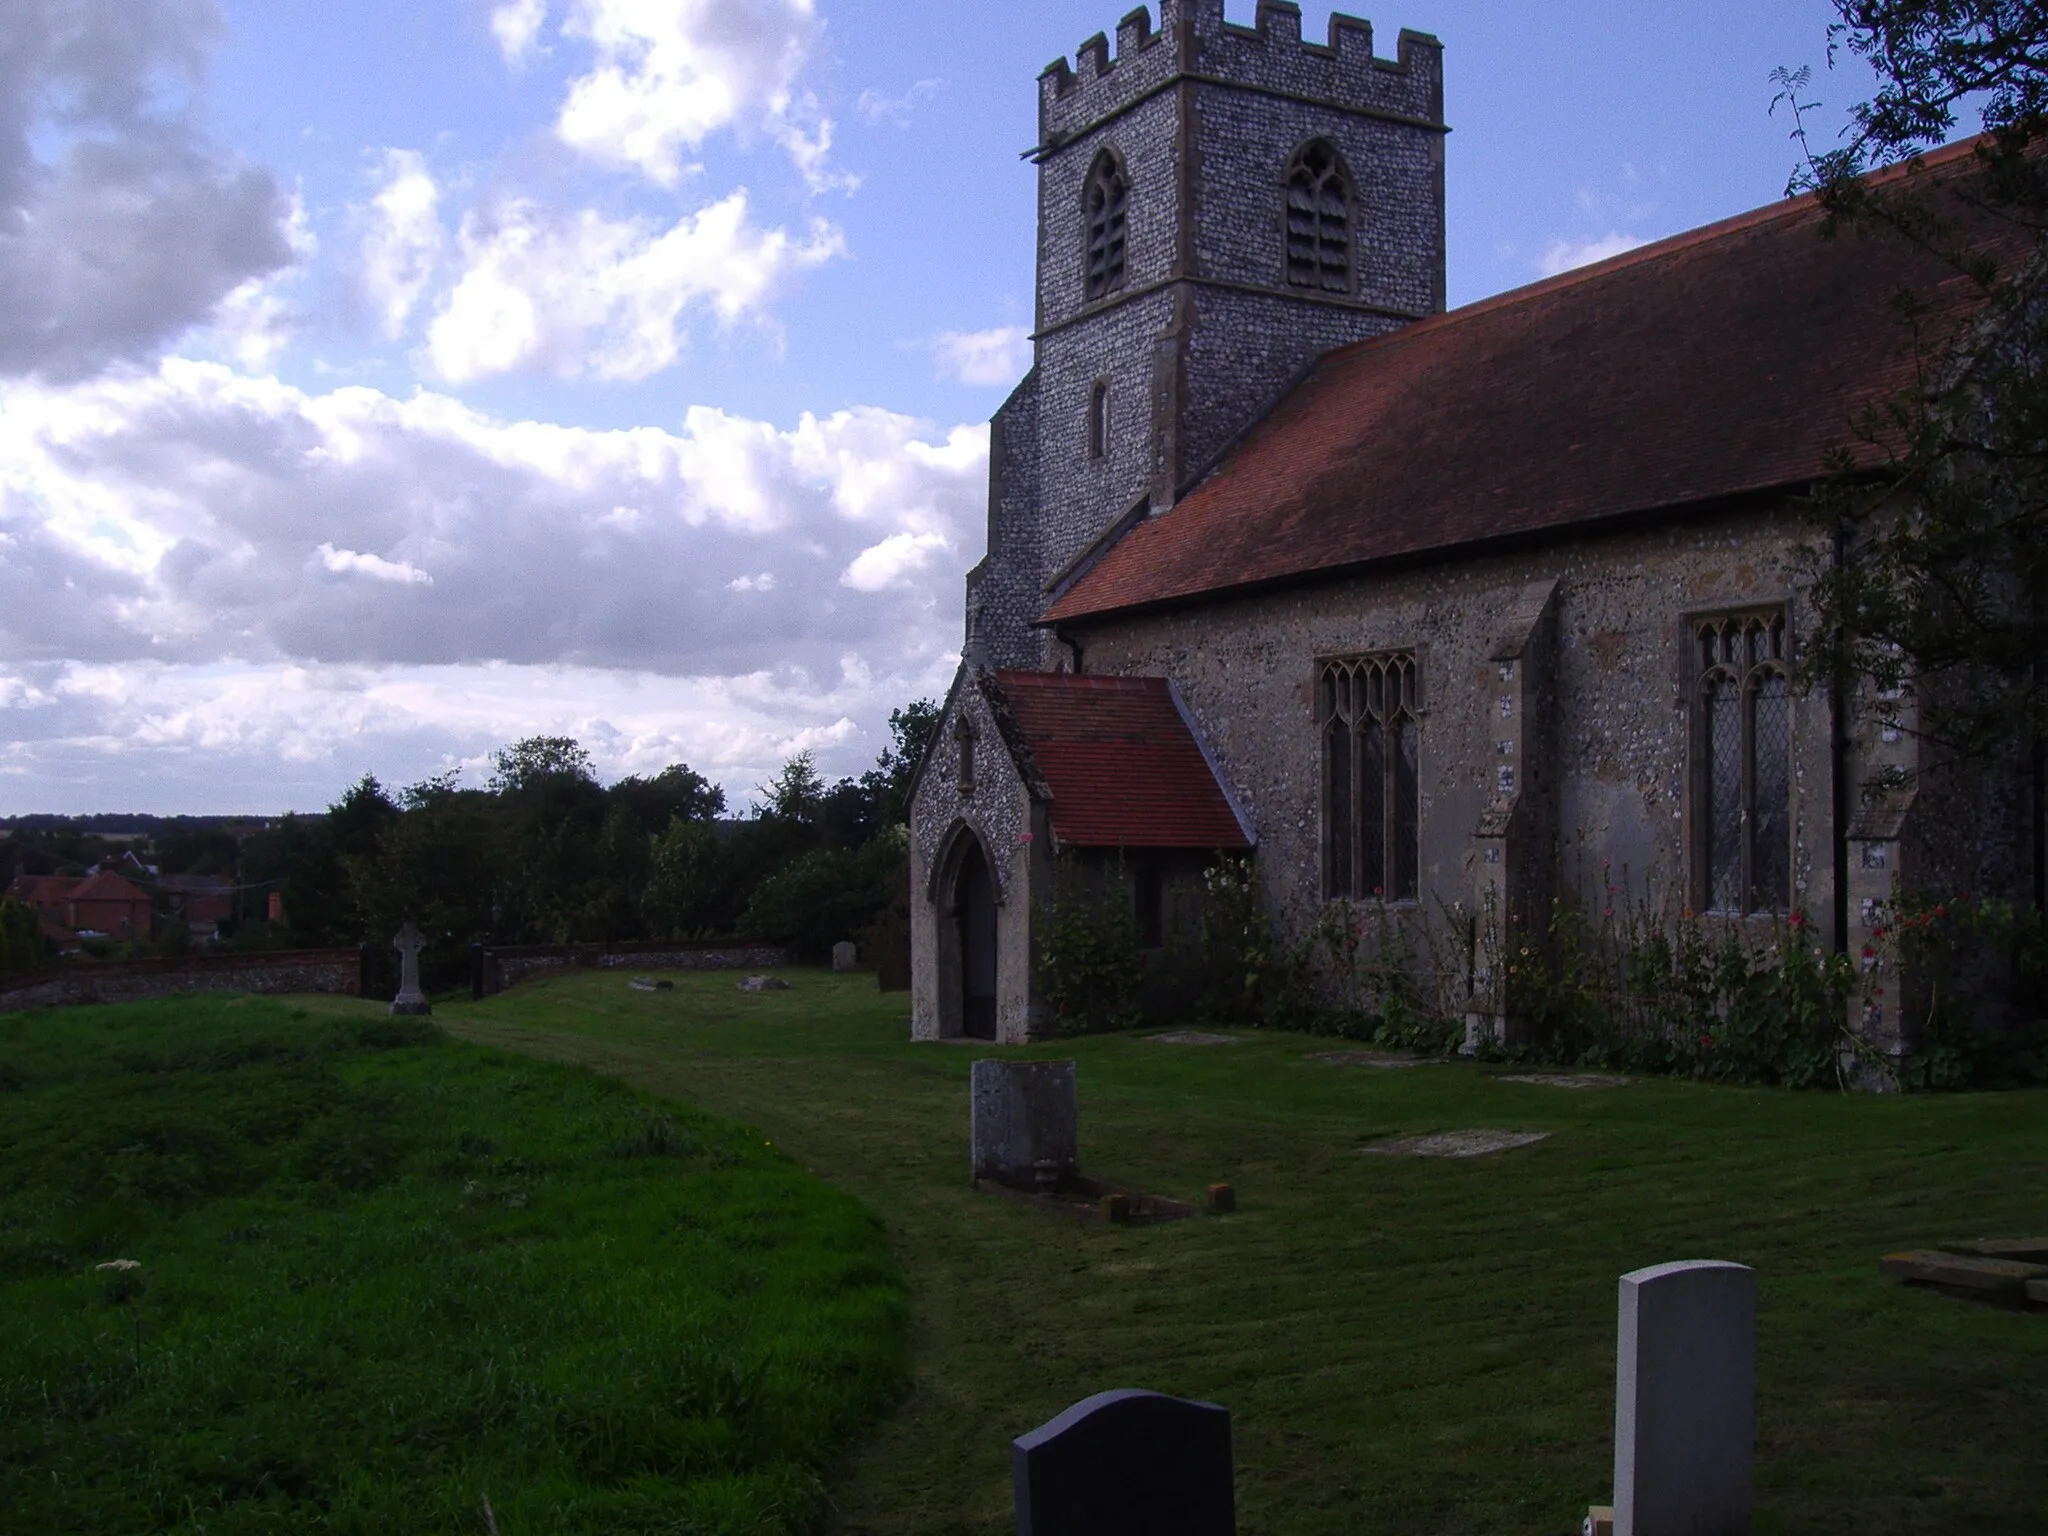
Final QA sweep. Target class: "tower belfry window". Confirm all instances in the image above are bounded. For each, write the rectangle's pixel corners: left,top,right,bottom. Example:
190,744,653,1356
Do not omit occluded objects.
1285,140,1352,294
1084,152,1128,301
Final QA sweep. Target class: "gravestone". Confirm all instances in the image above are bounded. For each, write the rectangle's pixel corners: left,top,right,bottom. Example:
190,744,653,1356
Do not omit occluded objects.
390,922,432,1018
1612,1260,1754,1536
971,1059,1077,1188
832,941,858,972
1013,1389,1235,1536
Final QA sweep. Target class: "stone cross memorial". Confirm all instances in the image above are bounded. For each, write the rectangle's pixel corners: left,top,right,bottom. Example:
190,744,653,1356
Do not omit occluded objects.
971,1059,1078,1188
1612,1260,1755,1536
390,922,432,1018
1013,1389,1235,1536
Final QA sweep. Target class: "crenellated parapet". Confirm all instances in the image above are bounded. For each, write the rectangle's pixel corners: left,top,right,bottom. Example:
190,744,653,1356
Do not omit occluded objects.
1038,1,1444,146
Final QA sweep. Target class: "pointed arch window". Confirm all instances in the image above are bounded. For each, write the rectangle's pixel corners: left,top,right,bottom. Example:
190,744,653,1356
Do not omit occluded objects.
1084,151,1128,301
1694,611,1791,915
1285,140,1352,294
1318,653,1420,902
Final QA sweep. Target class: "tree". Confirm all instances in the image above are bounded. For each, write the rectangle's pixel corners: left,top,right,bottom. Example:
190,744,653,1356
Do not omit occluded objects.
0,896,43,977
611,764,725,833
1777,5,2048,775
488,737,596,796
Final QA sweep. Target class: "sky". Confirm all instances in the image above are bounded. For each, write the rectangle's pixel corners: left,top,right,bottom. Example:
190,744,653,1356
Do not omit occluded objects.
0,0,1889,816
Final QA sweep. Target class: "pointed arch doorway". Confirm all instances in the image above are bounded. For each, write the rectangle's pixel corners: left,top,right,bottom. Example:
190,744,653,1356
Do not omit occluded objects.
956,835,999,1040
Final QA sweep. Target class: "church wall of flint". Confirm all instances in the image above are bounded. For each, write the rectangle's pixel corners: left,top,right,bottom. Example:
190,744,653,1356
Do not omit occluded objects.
1064,508,1861,1010
909,675,1048,1044
971,2,1447,677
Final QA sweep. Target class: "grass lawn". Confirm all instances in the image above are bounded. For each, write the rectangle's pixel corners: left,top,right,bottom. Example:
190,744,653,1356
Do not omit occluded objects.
444,968,2048,1536
0,997,907,1534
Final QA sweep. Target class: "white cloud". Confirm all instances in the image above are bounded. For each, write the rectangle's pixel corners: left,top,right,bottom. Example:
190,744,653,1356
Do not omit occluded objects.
0,358,987,682
425,191,843,383
857,79,942,128
316,543,434,587
492,0,551,64
1538,232,1646,279
842,531,949,593
728,572,777,592
360,151,444,339
0,0,298,381
933,325,1031,387
553,0,841,189
0,655,960,814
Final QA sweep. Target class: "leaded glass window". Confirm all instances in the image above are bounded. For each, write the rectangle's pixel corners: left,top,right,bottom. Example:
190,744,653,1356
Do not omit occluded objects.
1319,653,1420,901
1694,611,1791,915
1084,152,1128,301
1285,139,1352,294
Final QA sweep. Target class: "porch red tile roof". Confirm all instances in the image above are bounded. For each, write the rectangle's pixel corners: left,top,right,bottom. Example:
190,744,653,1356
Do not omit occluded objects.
1045,139,2029,625
993,671,1250,849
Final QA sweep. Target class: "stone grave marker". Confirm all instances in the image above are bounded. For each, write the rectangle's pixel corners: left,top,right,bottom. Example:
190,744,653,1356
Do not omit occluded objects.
1612,1259,1754,1536
971,1059,1077,1189
832,941,858,972
1013,1388,1235,1536
390,922,432,1018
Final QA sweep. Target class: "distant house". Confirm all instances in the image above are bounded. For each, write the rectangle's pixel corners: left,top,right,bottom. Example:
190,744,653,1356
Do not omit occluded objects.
9,872,152,942
156,875,236,937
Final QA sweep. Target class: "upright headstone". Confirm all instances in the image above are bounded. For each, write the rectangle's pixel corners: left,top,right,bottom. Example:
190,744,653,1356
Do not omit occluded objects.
1013,1389,1235,1536
391,922,432,1018
1613,1260,1755,1536
832,940,858,972
971,1059,1078,1188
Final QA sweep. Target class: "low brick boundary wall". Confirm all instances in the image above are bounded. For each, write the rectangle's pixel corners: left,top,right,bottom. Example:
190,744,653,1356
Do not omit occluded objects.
474,940,794,999
0,948,364,1014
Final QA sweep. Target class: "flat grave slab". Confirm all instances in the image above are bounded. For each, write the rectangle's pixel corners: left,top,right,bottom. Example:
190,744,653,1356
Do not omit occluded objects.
1940,1237,2048,1264
1500,1072,1628,1089
1363,1129,1550,1158
1881,1249,2048,1301
1315,1051,1445,1068
1146,1031,1240,1046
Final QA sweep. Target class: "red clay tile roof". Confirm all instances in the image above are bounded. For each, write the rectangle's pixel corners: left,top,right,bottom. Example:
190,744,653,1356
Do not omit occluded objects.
69,872,150,905
1045,139,2032,625
10,875,80,907
993,670,1251,849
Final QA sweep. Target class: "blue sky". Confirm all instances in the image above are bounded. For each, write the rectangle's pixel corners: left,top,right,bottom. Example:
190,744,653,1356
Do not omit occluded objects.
0,0,1885,814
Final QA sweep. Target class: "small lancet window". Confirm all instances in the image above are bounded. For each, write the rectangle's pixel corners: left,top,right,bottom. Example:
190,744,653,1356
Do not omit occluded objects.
1084,152,1128,301
1285,140,1352,294
1087,380,1110,460
955,717,977,797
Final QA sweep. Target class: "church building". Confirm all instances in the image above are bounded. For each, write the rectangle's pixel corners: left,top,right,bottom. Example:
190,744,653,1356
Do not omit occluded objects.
907,0,2030,1054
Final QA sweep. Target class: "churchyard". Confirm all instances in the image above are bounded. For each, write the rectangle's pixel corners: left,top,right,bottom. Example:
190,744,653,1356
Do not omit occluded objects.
4,972,2044,1532
449,968,2048,1534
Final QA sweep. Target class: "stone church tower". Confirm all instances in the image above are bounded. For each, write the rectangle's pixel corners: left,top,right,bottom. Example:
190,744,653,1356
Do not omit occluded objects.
968,0,1447,671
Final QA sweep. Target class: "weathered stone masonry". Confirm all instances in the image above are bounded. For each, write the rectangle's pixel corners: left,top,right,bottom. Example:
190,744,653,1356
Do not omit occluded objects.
969,0,1447,673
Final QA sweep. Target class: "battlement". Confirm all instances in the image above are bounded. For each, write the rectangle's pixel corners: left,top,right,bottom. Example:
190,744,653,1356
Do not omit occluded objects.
1038,1,1443,145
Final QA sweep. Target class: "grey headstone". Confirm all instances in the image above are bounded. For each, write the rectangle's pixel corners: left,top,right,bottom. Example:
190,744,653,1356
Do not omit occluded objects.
832,940,858,972
971,1059,1077,1187
1013,1389,1235,1536
1613,1260,1755,1536
390,921,431,1017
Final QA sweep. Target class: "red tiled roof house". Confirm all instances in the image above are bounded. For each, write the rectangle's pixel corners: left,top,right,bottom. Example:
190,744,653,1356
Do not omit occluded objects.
907,3,2035,1050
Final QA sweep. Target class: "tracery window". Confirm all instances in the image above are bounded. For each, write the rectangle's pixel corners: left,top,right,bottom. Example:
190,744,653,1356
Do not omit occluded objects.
1285,139,1352,293
1318,653,1420,902
1084,151,1128,301
1694,611,1791,915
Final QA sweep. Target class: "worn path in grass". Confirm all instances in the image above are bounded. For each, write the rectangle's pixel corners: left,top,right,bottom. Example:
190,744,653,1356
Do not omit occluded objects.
437,970,2048,1536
